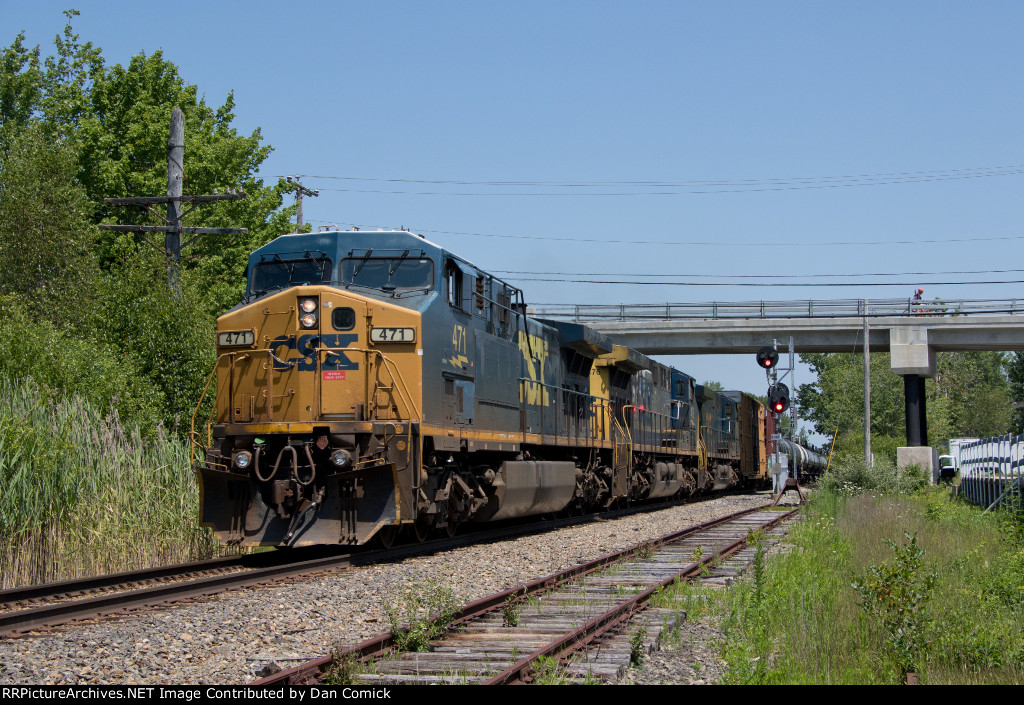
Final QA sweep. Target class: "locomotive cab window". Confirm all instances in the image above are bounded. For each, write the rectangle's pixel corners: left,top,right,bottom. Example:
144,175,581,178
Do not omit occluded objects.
340,254,433,292
251,256,332,296
445,259,464,311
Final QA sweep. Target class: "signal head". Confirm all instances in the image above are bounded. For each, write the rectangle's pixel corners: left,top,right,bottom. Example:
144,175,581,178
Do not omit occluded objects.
768,382,790,414
756,346,779,369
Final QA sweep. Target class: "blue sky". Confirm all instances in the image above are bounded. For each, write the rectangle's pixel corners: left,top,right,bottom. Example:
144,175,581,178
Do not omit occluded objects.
5,2,1023,443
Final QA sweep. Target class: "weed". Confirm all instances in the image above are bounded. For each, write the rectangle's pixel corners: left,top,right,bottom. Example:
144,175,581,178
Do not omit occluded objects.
385,577,459,652
630,622,648,666
853,532,936,678
502,593,521,628
690,545,705,562
635,541,654,559
532,655,568,685
819,456,928,496
752,543,766,606
321,654,363,686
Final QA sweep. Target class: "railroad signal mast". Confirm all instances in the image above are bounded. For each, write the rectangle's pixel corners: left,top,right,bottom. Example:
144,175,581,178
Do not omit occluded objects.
756,340,799,488
755,340,796,429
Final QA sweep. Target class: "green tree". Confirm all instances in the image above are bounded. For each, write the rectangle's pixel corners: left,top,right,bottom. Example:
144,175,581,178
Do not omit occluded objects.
0,124,98,327
799,351,1013,462
0,296,164,433
94,243,215,431
1,11,294,316
798,352,905,445
1007,352,1024,434
0,11,296,433
932,351,1011,439
0,31,43,130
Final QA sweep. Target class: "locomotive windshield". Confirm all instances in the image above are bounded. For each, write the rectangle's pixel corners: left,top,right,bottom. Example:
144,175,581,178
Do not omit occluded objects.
340,255,434,292
250,255,333,296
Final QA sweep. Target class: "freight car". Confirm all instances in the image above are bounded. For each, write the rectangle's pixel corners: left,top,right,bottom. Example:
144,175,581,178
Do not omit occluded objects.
193,228,780,548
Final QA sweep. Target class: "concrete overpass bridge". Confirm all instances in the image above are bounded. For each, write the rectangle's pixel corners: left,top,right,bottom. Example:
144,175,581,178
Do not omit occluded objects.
531,297,1024,463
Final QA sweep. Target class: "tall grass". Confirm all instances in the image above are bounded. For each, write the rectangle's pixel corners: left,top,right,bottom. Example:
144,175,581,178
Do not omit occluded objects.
714,488,1024,684
0,377,218,588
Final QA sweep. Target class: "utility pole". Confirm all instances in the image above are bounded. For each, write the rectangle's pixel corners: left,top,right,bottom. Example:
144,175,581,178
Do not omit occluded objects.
285,175,319,229
100,107,248,292
864,300,872,466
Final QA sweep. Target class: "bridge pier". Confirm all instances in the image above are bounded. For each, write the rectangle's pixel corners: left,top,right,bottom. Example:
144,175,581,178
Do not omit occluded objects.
903,374,928,446
890,325,938,477
889,325,935,445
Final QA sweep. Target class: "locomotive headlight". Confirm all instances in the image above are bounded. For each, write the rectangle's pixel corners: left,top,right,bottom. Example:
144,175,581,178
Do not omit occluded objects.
233,450,253,469
299,298,319,328
330,448,353,469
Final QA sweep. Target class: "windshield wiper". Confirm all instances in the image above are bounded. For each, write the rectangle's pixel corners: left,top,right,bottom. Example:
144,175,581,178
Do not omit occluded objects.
351,249,374,280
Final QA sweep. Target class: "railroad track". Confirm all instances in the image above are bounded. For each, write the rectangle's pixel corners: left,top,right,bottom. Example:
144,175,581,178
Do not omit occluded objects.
0,494,712,638
256,504,800,685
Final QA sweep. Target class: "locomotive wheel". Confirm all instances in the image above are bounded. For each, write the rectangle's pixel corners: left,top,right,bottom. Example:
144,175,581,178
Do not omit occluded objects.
377,525,400,549
412,517,430,543
444,517,458,538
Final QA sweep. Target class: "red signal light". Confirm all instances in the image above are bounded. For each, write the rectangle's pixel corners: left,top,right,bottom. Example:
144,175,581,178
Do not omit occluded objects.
768,382,790,414
756,346,779,369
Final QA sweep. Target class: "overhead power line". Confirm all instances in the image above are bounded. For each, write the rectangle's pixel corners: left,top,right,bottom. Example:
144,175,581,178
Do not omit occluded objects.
492,267,1024,280
502,277,1024,288
283,163,1024,196
310,221,1024,248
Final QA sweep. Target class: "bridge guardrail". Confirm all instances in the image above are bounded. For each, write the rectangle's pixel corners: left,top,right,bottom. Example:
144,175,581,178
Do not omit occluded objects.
531,298,1024,322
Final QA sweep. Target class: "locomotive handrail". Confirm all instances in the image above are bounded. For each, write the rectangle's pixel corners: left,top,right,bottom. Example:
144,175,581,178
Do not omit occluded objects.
620,404,678,452
190,351,237,464
611,415,633,476
518,377,619,444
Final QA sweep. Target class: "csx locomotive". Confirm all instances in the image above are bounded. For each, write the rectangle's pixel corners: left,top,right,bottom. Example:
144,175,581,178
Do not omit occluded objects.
194,228,795,548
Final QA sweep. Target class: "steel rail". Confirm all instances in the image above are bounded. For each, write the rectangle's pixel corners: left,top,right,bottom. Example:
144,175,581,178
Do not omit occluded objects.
0,493,715,638
0,554,250,608
0,552,361,637
254,503,797,686
485,507,798,684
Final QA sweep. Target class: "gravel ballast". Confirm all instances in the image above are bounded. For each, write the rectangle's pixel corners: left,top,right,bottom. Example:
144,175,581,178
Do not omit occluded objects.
0,493,778,685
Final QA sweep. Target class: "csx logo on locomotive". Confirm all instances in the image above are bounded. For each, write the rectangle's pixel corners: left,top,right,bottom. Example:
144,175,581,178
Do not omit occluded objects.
268,333,359,371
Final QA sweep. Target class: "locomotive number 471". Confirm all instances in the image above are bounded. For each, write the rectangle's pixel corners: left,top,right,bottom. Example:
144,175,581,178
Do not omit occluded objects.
370,327,416,343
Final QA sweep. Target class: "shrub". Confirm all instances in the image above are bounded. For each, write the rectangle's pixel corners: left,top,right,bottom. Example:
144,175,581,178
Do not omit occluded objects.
819,456,927,496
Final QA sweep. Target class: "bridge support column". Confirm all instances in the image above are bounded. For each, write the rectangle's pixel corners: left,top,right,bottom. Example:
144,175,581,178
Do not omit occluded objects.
903,374,928,446
891,325,938,479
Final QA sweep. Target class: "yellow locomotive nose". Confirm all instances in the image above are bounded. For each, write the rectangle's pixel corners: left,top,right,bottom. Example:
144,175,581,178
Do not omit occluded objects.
200,283,423,547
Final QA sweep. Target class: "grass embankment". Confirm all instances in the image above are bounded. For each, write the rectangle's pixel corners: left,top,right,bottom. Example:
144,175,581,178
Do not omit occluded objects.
670,464,1024,684
0,378,218,588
